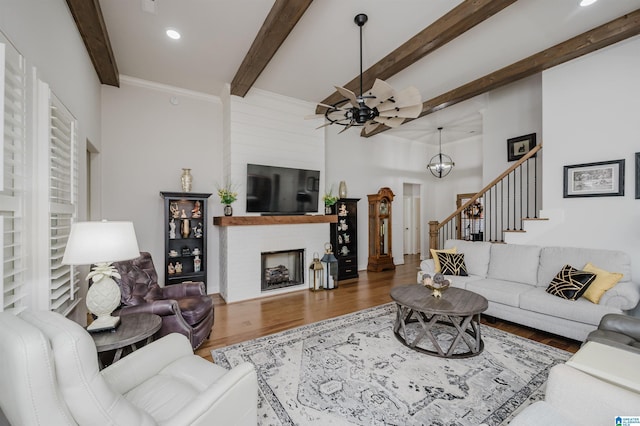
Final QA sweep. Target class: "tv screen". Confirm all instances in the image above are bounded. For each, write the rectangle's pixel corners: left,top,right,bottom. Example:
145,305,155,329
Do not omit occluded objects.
246,164,320,215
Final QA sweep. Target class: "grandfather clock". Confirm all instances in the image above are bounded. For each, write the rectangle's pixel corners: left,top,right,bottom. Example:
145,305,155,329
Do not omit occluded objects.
367,187,395,272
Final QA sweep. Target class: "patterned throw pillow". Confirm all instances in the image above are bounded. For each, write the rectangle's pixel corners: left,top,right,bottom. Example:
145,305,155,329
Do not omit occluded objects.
546,264,596,301
436,252,468,276
430,247,456,273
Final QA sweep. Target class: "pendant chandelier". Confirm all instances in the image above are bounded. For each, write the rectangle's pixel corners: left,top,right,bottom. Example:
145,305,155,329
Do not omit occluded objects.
427,127,455,178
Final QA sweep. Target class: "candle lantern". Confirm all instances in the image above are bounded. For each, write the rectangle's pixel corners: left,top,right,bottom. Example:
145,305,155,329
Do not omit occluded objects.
309,252,324,291
321,242,339,290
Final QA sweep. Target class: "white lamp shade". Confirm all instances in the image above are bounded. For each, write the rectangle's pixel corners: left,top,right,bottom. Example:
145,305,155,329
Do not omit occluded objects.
62,221,140,265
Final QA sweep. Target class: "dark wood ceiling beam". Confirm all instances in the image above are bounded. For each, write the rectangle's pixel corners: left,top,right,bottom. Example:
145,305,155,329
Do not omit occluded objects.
316,0,517,114
231,0,314,97
66,0,119,86
363,9,640,137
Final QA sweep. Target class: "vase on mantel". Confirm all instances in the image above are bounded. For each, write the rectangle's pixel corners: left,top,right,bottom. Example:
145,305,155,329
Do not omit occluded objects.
181,168,193,192
224,205,233,216
338,181,347,198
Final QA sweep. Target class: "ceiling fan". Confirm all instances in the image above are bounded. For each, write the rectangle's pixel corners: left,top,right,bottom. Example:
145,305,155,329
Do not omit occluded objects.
313,13,423,135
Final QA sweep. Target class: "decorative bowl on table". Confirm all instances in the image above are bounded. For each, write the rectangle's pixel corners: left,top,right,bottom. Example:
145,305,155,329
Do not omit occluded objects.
421,273,450,298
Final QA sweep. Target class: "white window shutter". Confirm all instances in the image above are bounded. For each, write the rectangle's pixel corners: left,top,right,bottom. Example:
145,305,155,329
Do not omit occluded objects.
0,40,27,313
35,81,79,315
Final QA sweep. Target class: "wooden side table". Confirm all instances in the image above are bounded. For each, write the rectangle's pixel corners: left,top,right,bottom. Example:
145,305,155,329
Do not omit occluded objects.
90,313,162,369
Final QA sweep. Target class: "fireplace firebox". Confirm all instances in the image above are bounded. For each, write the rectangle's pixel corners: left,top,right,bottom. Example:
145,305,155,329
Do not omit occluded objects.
261,249,305,291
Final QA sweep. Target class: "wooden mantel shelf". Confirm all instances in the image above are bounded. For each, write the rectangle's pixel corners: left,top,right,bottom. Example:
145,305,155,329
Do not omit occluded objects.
213,215,337,226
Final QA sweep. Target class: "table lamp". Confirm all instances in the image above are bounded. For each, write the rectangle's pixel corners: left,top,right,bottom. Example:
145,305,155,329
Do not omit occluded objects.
62,220,140,331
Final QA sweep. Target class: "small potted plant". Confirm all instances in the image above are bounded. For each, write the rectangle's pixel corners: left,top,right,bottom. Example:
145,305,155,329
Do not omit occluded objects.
217,183,238,216
323,187,338,215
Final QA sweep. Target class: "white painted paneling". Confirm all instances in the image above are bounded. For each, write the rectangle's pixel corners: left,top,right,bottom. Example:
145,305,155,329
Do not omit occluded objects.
220,223,330,302
229,88,325,216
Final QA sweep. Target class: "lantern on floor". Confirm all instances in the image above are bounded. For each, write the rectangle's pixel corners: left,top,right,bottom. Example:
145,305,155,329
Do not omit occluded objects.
309,252,324,291
321,242,339,290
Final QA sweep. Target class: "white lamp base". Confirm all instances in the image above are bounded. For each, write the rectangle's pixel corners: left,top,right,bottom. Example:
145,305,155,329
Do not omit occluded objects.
87,314,121,332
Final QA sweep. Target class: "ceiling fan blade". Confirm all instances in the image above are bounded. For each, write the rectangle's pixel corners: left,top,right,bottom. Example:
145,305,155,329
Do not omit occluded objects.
338,123,354,134
315,122,333,130
335,86,358,106
376,86,422,112
374,116,405,128
391,86,422,108
363,120,382,135
378,104,423,119
305,113,325,120
365,79,395,107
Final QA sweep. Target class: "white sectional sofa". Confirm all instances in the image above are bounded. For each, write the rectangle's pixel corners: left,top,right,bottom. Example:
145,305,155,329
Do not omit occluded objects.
419,239,640,341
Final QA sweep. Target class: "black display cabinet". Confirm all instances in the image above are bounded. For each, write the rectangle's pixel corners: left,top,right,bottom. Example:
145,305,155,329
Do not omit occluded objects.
160,192,211,289
330,198,360,283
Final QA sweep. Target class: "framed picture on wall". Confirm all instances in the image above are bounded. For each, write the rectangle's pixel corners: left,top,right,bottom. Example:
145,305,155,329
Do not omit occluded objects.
563,159,625,198
635,153,640,199
507,133,537,162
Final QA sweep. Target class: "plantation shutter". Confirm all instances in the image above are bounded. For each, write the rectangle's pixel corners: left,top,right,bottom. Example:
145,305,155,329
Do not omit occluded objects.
0,40,27,313
46,92,79,314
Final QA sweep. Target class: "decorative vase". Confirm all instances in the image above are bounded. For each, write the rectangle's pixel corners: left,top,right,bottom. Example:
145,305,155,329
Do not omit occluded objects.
181,168,193,192
338,181,347,198
325,205,333,215
224,204,233,216
181,219,190,238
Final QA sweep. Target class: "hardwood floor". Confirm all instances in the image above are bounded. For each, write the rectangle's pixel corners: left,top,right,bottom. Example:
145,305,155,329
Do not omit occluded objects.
195,254,581,361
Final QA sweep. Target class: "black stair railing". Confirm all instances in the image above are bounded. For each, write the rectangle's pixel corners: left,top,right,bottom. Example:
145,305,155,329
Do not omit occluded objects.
429,144,542,252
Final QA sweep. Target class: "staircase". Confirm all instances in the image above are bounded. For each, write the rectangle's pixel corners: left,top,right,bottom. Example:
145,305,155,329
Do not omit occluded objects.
429,144,544,251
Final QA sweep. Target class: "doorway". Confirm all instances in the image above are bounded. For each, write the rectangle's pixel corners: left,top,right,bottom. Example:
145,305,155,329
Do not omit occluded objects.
402,183,421,255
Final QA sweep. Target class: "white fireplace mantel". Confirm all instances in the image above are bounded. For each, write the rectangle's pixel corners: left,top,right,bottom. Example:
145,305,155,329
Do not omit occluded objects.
214,215,337,302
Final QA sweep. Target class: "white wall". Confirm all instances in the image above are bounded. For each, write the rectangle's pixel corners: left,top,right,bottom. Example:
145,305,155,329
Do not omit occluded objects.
482,74,543,185
101,77,223,292
535,36,640,280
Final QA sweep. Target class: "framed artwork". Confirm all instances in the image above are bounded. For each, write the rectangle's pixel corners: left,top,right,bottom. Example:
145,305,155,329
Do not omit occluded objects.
507,133,537,162
636,153,640,199
563,159,625,198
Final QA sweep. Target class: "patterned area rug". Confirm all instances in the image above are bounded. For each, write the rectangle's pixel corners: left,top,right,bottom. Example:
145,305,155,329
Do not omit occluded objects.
211,303,570,426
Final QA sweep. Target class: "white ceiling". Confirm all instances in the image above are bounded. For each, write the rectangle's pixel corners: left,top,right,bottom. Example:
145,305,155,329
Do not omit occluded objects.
98,0,640,143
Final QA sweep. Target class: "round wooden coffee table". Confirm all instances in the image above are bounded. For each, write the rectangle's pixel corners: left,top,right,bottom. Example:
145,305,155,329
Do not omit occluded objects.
90,313,162,368
390,284,488,358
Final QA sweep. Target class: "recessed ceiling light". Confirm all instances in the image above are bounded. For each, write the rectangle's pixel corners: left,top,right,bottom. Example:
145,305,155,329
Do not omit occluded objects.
579,0,598,6
166,28,181,40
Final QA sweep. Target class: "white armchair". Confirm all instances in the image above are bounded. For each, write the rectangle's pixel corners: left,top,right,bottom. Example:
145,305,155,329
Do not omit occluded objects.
0,310,257,425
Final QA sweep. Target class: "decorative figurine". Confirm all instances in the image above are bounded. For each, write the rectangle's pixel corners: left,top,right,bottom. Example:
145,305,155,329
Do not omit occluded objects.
191,201,202,218
341,246,350,256
338,203,348,217
169,218,176,239
175,262,183,273
169,250,178,257
181,209,187,218
344,234,350,243
339,219,348,231
192,247,201,255
170,202,180,218
181,219,190,238
192,222,203,238
168,263,175,274
194,255,201,273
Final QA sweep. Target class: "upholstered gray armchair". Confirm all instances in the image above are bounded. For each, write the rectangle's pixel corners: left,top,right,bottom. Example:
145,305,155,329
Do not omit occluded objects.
112,252,214,349
585,313,640,354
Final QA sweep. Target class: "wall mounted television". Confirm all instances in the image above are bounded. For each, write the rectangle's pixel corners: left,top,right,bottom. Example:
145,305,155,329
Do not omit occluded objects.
246,163,320,215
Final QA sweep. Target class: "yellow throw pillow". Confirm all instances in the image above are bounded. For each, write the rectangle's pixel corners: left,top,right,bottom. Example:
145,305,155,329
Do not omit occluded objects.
582,262,623,304
430,247,456,273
